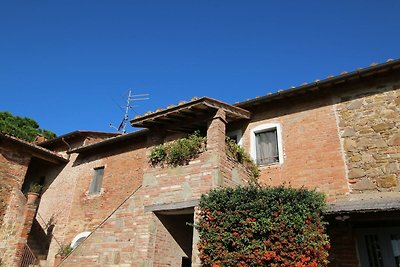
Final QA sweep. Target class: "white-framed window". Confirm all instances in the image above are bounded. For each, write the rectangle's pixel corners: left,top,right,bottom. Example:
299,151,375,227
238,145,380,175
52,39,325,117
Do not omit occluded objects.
227,129,243,146
250,123,283,165
89,166,104,195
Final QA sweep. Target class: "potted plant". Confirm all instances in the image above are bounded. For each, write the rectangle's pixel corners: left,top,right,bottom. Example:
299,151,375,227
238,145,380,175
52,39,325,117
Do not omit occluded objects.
54,244,73,266
26,183,43,205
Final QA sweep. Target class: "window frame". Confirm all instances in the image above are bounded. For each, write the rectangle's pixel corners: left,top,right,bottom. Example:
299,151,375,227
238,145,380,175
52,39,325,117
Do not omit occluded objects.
250,123,284,165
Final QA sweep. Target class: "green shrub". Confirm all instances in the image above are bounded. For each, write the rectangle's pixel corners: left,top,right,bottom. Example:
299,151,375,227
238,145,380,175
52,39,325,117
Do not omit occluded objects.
149,131,206,167
58,243,73,257
28,183,43,193
226,137,260,184
149,144,167,166
196,186,330,267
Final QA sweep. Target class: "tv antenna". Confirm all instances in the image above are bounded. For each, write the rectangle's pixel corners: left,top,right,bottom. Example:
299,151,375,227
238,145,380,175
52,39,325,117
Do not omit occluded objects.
110,89,149,134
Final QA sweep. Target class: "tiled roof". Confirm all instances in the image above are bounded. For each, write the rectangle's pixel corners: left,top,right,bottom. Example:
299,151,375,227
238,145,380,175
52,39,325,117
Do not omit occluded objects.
38,130,121,148
130,97,251,131
0,132,68,163
68,129,149,154
236,58,400,108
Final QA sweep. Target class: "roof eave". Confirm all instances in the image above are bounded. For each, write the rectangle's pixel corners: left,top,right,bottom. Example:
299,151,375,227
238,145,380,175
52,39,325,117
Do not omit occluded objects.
130,97,251,129
68,129,149,154
0,133,68,164
237,59,400,108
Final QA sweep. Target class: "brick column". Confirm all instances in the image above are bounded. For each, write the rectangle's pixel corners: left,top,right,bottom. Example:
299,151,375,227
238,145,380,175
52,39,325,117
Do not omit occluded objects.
14,195,39,265
206,109,226,152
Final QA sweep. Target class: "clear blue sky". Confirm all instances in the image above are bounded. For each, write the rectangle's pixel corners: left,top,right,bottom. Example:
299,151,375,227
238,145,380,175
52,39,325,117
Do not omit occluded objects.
1,0,399,135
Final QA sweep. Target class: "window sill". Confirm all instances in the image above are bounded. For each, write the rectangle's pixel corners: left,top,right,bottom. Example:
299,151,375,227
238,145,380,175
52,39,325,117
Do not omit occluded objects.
258,162,282,169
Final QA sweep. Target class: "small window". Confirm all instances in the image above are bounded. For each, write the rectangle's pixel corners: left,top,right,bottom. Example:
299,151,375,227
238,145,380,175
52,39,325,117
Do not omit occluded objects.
250,123,283,165
255,129,279,165
89,167,104,195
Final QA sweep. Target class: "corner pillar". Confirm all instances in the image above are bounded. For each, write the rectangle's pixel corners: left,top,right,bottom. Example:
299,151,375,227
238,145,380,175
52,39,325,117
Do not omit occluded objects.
206,109,226,152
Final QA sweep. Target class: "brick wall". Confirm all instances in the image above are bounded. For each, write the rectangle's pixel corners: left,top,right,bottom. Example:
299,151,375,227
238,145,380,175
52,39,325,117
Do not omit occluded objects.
59,188,154,266
0,143,31,265
327,220,359,267
153,217,186,267
59,109,254,266
0,189,27,265
241,93,349,201
0,144,30,225
36,152,82,266
37,136,148,265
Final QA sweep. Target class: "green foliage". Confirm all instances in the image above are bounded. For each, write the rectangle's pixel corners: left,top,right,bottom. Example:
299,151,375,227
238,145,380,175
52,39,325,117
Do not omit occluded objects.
149,131,206,167
28,183,43,193
149,144,167,165
57,243,73,257
226,137,260,184
0,111,57,142
196,186,330,267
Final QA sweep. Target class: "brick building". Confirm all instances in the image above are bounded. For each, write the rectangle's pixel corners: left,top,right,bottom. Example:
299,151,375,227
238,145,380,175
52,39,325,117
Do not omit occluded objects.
1,59,399,266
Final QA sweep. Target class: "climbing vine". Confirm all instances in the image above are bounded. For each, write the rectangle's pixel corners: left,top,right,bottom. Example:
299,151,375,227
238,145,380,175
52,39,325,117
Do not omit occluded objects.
225,137,260,184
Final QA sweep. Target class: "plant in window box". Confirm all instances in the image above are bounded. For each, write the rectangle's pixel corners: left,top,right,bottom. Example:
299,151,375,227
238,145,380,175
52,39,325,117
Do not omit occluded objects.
26,182,43,205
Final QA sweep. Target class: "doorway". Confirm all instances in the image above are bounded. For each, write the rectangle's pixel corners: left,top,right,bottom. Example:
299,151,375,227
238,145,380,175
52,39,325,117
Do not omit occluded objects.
357,227,400,267
154,208,194,267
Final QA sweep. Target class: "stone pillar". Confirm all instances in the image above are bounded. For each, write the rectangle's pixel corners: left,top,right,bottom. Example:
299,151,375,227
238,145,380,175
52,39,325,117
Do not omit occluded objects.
191,206,201,267
206,109,226,152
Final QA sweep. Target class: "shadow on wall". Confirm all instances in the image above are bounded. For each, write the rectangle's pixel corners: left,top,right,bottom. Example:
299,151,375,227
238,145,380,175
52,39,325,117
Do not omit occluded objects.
72,135,148,167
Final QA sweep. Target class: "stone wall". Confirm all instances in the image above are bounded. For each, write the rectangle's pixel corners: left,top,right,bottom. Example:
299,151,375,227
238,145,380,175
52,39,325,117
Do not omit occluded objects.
336,79,400,193
142,150,219,208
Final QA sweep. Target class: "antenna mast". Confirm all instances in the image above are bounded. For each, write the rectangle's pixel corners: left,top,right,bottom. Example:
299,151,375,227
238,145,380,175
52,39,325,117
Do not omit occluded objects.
111,89,149,134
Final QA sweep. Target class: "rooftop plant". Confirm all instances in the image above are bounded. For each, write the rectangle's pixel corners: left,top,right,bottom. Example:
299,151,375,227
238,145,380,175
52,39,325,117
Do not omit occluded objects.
149,131,207,167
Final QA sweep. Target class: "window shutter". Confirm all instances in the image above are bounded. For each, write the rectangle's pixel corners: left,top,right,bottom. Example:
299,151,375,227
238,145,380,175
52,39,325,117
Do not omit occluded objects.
255,129,279,164
89,167,104,194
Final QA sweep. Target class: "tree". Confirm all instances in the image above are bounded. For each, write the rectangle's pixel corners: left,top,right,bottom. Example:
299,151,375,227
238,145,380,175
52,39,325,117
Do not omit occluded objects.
0,112,57,142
